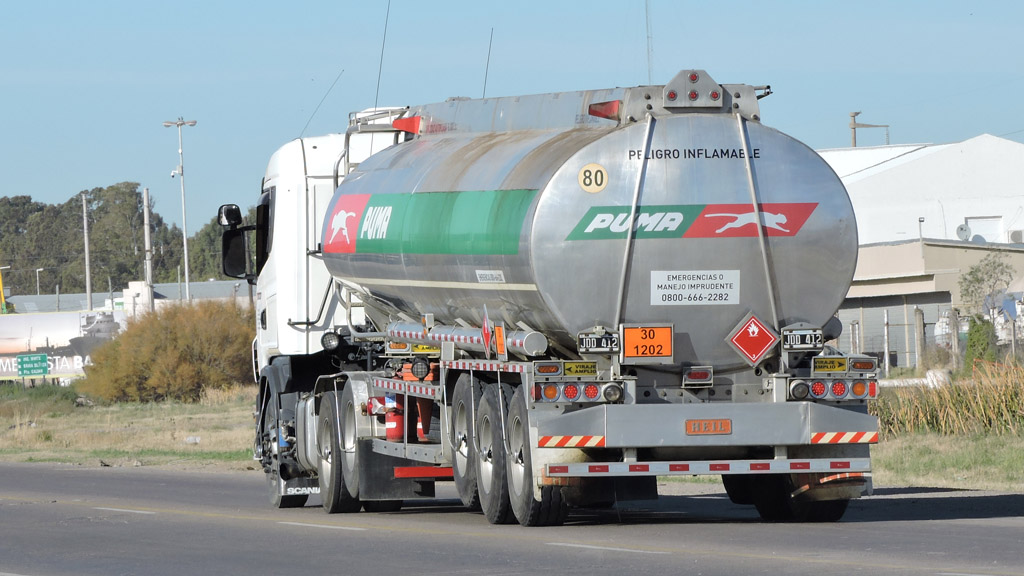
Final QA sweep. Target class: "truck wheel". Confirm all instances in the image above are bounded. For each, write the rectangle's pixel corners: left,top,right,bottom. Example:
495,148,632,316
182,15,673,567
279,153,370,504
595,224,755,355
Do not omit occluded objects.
451,373,483,510
363,500,403,513
318,390,361,514
475,383,514,524
753,475,849,522
265,398,307,508
722,474,756,505
507,386,567,526
339,385,362,499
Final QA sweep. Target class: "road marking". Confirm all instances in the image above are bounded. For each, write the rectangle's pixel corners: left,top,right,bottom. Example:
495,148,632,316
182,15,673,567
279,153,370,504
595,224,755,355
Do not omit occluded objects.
548,542,668,555
278,521,367,532
93,507,156,515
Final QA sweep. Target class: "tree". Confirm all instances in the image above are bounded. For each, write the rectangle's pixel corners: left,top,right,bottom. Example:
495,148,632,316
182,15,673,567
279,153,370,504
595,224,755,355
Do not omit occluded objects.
958,253,1015,322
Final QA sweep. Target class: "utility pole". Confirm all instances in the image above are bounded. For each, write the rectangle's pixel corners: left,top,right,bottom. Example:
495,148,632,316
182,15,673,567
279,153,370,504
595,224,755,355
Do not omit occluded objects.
850,111,890,147
82,192,92,311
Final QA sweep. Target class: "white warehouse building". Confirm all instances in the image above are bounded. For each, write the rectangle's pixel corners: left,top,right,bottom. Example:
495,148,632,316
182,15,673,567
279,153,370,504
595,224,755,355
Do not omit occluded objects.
816,134,1024,371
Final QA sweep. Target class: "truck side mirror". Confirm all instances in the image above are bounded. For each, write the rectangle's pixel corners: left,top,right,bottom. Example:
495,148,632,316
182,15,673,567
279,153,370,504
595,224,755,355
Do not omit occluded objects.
218,204,243,228
222,228,250,280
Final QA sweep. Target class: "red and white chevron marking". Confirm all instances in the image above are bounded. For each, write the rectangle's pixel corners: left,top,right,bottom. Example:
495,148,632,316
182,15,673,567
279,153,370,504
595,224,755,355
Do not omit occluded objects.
371,378,439,399
811,431,878,444
538,435,606,448
443,360,527,373
388,328,427,339
373,378,404,393
429,333,484,345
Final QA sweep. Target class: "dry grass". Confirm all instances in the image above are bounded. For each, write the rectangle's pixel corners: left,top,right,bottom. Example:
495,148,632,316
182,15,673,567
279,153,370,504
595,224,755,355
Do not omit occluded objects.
0,383,257,470
872,361,1024,437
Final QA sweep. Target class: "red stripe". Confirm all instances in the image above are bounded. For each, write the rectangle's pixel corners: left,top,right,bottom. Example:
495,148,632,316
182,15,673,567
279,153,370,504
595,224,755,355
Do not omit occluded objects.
538,436,552,447
830,461,851,469
710,463,730,472
589,465,609,473
549,466,568,474
790,461,811,470
749,462,770,471
811,432,826,443
629,464,650,472
555,437,572,448
669,464,690,472
393,466,454,479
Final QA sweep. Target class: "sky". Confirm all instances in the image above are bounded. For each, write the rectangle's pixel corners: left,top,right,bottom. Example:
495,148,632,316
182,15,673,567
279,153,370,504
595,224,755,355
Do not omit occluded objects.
2,0,1023,233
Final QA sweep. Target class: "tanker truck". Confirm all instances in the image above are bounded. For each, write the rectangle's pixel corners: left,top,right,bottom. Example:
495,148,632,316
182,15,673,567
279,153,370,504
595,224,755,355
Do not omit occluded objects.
218,69,879,526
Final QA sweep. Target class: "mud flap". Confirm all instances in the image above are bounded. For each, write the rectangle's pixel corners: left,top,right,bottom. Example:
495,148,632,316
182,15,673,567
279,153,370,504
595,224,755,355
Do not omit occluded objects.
356,439,435,501
276,475,321,498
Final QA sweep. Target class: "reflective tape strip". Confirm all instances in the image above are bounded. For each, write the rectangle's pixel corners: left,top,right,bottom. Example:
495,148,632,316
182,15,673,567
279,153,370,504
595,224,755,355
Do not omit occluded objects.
371,378,440,399
811,431,878,444
538,435,606,448
443,360,527,373
545,458,872,477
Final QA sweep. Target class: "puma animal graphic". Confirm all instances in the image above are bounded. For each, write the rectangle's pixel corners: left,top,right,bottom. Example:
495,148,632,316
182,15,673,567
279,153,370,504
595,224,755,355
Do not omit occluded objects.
705,211,789,234
330,210,357,244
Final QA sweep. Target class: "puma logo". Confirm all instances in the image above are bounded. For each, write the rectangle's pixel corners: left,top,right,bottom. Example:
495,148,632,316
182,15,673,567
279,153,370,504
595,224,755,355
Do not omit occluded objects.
330,210,357,244
705,211,790,234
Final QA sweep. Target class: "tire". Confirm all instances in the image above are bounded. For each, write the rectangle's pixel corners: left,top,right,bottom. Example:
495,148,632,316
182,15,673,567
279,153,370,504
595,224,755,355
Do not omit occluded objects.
318,391,361,514
450,373,483,510
507,386,567,526
753,475,850,523
722,474,756,505
475,383,514,524
339,385,362,499
363,500,403,513
265,396,307,509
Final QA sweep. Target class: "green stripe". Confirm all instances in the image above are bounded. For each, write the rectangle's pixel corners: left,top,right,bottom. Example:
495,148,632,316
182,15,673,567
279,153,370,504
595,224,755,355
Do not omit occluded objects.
356,189,537,255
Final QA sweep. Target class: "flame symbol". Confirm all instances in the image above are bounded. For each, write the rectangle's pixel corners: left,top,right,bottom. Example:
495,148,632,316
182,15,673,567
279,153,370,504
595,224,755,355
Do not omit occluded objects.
747,322,759,338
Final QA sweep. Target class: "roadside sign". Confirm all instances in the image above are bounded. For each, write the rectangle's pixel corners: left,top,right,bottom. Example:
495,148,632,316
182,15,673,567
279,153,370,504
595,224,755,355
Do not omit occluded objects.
17,353,48,377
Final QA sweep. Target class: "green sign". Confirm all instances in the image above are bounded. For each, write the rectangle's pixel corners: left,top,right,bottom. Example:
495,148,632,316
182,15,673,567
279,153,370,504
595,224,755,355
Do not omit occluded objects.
17,353,48,377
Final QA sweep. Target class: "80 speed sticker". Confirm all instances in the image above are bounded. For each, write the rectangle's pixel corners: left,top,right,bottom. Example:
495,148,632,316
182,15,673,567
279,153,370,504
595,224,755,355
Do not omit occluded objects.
651,270,740,306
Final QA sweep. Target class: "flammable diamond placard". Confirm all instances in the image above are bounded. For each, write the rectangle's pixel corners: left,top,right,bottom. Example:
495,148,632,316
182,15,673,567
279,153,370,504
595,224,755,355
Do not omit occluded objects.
727,313,779,366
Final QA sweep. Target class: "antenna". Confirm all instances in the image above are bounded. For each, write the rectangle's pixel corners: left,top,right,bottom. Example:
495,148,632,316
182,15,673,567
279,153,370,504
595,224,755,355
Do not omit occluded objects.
371,0,391,151
299,68,345,138
483,27,494,98
373,0,392,113
645,0,654,84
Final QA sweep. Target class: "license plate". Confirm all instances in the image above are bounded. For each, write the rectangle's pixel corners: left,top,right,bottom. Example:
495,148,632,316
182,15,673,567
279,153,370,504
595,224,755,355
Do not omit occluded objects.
813,357,848,372
783,329,823,351
577,332,620,354
686,419,732,435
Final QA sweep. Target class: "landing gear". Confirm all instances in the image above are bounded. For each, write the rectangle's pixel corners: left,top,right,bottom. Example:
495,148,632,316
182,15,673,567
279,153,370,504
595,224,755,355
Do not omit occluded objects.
507,386,567,526
753,474,850,522
451,373,483,510
475,383,514,524
318,390,361,513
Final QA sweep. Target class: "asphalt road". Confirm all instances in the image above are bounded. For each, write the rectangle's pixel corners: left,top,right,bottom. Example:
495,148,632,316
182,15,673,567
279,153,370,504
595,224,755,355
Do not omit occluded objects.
1,462,1022,576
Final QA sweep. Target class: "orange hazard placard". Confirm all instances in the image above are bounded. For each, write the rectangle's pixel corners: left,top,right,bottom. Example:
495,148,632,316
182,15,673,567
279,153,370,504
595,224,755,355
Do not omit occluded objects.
621,325,673,363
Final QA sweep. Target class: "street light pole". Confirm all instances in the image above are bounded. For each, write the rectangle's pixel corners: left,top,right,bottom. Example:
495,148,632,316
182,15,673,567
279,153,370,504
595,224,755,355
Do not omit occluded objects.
35,268,44,296
163,117,197,301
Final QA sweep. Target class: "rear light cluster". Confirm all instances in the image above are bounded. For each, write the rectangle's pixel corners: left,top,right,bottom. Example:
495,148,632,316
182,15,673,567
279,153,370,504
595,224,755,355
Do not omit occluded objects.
534,382,623,404
789,379,877,401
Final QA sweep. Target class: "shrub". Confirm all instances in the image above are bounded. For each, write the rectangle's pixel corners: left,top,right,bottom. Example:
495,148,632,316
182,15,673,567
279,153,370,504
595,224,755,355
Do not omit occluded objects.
962,316,997,375
78,301,255,402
